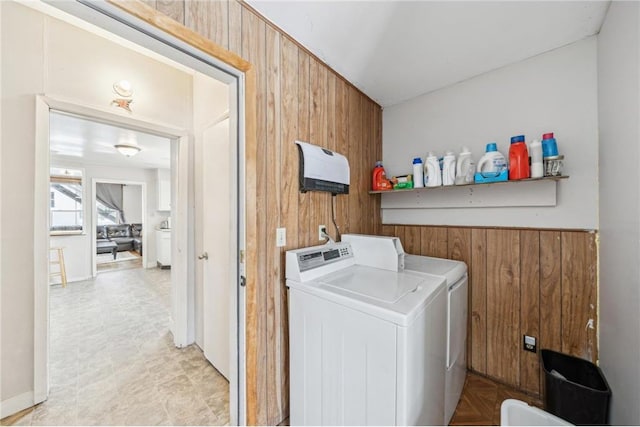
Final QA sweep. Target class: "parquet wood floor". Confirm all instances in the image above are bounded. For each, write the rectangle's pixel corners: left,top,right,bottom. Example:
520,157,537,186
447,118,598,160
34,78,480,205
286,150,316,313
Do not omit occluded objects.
450,372,543,426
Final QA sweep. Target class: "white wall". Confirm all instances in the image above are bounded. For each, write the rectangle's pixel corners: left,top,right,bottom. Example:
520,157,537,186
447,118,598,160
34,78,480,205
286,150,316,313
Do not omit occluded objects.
1,1,44,409
123,184,143,223
1,1,193,408
597,3,640,425
382,37,598,229
49,163,164,284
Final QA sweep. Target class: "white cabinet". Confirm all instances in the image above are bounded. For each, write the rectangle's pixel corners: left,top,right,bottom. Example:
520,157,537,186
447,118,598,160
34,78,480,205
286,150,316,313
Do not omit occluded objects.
156,229,171,268
156,168,171,211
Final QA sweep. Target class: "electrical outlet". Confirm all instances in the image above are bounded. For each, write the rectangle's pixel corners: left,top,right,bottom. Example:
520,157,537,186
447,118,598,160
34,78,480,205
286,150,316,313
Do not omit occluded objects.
318,225,326,241
523,335,537,353
276,227,286,247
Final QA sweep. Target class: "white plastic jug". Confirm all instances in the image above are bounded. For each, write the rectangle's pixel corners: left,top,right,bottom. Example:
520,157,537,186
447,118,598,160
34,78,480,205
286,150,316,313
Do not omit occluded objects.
529,139,543,178
412,157,424,188
442,151,456,186
477,143,507,174
425,152,442,187
455,147,475,185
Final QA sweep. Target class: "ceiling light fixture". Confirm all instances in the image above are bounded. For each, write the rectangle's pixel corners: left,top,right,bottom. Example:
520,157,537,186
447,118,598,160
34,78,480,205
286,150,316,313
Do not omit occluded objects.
113,80,133,97
111,80,134,113
114,143,141,157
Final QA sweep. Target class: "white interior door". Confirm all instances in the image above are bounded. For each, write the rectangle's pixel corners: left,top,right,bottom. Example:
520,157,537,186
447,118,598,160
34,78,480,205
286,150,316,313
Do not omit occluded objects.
202,119,231,380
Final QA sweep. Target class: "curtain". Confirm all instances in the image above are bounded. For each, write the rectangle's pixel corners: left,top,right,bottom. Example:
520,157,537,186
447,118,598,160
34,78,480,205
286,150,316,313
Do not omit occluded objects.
96,183,126,223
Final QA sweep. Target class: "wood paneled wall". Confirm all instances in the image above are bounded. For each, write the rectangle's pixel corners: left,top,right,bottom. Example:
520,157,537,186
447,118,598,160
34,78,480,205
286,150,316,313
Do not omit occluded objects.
137,1,382,424
381,225,598,397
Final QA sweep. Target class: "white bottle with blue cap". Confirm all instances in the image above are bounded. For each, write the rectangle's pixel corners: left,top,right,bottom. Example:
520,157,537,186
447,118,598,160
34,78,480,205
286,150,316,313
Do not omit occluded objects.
477,142,507,174
412,157,424,188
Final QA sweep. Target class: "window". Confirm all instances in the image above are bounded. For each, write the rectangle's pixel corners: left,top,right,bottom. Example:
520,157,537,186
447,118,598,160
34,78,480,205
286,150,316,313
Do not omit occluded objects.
97,199,120,225
50,168,83,234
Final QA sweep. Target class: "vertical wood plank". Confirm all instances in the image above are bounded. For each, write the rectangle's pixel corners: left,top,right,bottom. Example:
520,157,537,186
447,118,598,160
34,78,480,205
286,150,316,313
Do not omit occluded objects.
420,227,448,258
394,226,406,246
540,231,562,353
448,227,472,265
380,225,395,237
309,59,328,246
184,1,229,49
156,0,184,24
335,78,349,236
273,36,299,425
326,73,337,238
403,226,421,255
228,0,243,56
486,229,520,387
520,230,541,395
361,99,373,234
296,51,311,248
327,73,337,154
561,231,598,362
347,86,362,233
470,228,487,375
243,9,267,425
371,106,382,234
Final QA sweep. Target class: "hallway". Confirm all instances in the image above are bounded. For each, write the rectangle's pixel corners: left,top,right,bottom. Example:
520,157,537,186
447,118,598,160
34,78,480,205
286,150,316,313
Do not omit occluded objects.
5,268,228,426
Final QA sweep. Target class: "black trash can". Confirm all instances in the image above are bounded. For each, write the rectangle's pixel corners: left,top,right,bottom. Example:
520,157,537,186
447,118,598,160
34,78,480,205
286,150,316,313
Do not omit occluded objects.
541,349,612,425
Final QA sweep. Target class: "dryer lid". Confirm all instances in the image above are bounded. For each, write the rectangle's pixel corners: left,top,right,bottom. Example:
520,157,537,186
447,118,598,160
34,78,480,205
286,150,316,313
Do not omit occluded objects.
318,266,421,304
404,254,467,284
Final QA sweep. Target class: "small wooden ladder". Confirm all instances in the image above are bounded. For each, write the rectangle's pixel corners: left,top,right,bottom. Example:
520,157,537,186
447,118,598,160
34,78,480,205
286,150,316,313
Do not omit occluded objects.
50,247,67,288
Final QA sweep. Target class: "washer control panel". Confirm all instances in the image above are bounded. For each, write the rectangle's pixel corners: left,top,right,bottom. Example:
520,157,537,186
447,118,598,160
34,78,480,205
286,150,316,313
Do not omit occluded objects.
296,242,353,272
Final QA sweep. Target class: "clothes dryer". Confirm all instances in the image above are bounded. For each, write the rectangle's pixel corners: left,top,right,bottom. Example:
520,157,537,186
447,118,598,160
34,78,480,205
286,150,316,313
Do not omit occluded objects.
404,254,468,425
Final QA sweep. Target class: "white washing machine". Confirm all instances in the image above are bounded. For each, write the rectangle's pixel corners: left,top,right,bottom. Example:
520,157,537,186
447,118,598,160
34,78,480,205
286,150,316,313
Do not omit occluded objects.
404,254,468,425
286,237,447,426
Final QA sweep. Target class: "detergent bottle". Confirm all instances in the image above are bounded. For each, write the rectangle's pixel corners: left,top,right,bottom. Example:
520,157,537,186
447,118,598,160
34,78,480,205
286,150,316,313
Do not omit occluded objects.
412,157,424,188
541,132,559,159
529,139,544,178
372,161,392,191
475,143,508,183
508,135,530,180
442,151,456,186
425,152,442,187
455,147,475,185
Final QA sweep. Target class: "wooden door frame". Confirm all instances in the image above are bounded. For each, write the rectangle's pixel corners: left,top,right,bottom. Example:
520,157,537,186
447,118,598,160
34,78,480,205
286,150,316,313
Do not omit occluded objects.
102,1,260,424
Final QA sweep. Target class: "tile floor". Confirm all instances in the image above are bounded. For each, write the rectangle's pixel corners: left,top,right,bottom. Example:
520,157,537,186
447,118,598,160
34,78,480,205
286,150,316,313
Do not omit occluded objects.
96,250,143,273
449,372,542,426
4,267,229,426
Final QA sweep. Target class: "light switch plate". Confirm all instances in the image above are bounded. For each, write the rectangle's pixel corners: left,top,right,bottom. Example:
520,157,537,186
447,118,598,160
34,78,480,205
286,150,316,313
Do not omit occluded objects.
276,227,286,247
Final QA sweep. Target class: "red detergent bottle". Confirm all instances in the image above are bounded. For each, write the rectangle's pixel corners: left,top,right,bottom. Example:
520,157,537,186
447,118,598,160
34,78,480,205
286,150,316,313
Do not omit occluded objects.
509,135,530,180
372,161,392,191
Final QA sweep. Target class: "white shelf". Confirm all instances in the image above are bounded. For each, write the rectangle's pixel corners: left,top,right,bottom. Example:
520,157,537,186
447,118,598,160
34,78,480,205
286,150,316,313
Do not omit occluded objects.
374,176,568,209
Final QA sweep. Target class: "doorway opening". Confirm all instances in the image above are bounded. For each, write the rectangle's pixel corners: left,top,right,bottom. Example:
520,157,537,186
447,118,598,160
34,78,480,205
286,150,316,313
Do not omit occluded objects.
94,180,145,274
26,0,247,424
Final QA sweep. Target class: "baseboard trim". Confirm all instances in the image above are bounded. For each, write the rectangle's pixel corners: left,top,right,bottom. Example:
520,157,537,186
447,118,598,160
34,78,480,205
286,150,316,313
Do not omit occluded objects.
0,391,34,419
49,275,92,286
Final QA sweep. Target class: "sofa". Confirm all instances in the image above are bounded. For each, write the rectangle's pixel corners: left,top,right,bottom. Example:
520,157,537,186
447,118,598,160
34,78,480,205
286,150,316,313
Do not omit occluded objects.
96,224,143,256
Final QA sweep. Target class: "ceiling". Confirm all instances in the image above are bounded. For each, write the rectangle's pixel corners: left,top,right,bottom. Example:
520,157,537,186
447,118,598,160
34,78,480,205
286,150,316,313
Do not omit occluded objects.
50,111,171,169
246,1,610,107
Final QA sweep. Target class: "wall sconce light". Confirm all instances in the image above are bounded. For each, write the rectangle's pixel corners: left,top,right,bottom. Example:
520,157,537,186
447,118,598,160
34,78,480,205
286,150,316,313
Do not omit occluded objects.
111,80,134,113
114,143,141,157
